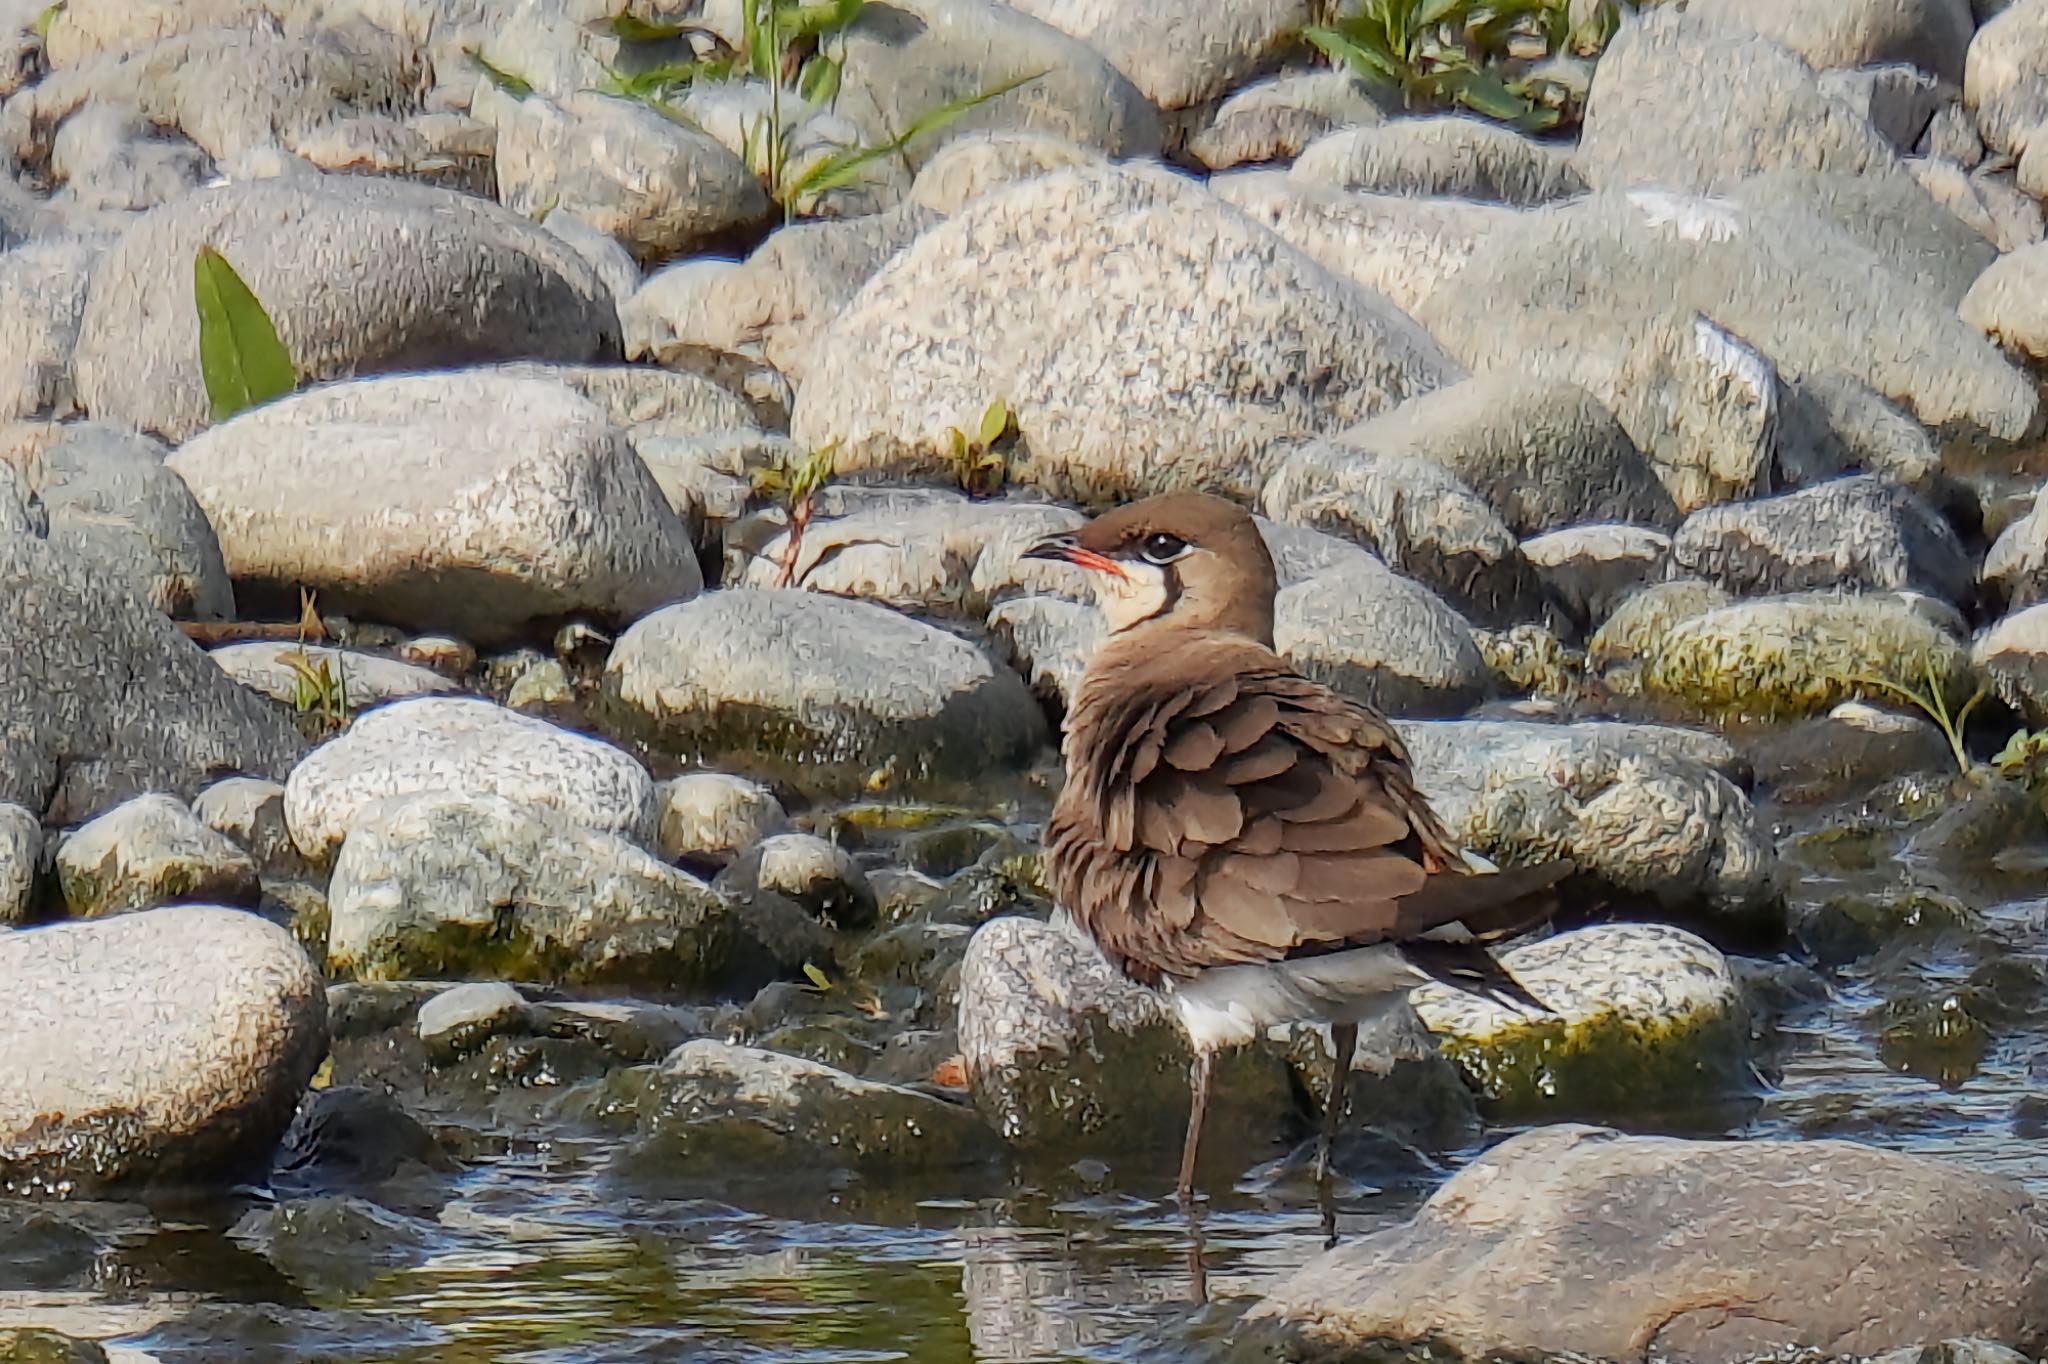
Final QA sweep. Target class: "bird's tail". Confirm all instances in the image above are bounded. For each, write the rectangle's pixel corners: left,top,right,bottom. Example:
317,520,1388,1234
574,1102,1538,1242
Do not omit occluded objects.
1397,856,1575,1015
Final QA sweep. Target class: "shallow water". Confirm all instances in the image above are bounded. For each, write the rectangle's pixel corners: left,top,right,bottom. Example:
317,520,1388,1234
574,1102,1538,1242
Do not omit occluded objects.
16,773,2048,1364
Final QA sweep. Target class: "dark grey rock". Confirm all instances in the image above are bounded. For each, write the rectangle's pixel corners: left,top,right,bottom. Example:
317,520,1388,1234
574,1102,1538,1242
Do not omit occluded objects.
1818,64,1947,148
716,833,877,933
1523,524,1672,625
228,1194,435,1296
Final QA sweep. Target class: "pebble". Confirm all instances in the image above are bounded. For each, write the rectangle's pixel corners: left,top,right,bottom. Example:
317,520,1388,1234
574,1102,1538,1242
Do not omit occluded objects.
192,778,297,876
54,792,258,918
1291,115,1585,205
654,774,789,868
416,982,533,1063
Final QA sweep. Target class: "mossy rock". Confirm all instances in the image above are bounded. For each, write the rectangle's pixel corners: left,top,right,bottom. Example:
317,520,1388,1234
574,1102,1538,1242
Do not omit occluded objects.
1474,623,1584,698
1411,922,1751,1119
1638,592,1972,721
0,1331,109,1364
1793,886,1983,967
1870,989,1991,1088
1585,578,1732,693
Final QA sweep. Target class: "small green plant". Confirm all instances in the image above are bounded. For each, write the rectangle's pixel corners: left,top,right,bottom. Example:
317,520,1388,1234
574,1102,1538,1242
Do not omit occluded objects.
1994,728,2048,783
750,443,839,586
468,47,535,97
279,589,349,730
942,396,1014,498
1303,0,1619,131
193,245,295,422
1848,657,1987,776
31,1,63,40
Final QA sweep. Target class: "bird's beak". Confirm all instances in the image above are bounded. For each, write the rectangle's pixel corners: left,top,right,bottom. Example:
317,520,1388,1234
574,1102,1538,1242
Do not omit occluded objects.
1023,533,1127,580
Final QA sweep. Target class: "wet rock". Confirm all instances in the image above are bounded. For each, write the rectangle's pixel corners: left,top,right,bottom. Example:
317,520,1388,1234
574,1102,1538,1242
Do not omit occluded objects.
1281,1009,1481,1173
54,792,258,918
999,0,1301,111
617,1039,1002,1180
1329,374,1679,535
0,904,327,1195
283,696,656,862
1639,591,1971,720
604,589,1048,797
1395,719,1776,922
654,773,789,868
1902,765,2044,863
1962,241,2048,359
1291,116,1585,205
0,501,302,824
11,421,231,619
1690,0,1975,82
0,238,104,421
1967,0,2048,154
210,643,459,713
956,915,1294,1173
791,163,1460,503
272,1084,457,1188
1274,557,1492,718
1413,923,1751,1118
1414,188,2033,478
229,1195,434,1296
324,791,794,990
1187,71,1386,171
1209,171,1515,319
167,371,697,646
0,803,38,925
1754,701,1957,803
1795,883,1984,968
717,833,877,933
1251,1124,2048,1360
416,982,533,1063
1524,525,1672,625
495,91,770,263
1261,442,1550,626
74,174,618,443
1976,601,2048,722
0,1331,107,1364
1671,475,1974,604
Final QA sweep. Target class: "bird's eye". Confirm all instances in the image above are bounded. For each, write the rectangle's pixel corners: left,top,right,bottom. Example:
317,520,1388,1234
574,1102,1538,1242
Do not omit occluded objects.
1138,532,1189,565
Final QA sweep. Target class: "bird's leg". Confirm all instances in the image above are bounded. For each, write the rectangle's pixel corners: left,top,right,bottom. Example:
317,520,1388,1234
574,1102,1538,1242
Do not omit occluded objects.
1316,1022,1357,1186
1178,1049,1213,1208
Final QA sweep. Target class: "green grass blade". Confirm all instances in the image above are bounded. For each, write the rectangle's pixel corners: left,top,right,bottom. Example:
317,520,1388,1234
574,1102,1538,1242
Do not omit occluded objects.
785,69,1044,202
607,13,699,41
468,47,533,97
193,246,294,423
1302,24,1402,84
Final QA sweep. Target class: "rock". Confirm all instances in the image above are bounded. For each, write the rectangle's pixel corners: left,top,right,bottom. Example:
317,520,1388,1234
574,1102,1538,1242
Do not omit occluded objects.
1962,241,2048,359
1261,442,1552,626
324,791,801,989
1208,171,1517,319
53,792,258,918
986,594,1100,706
283,696,656,862
790,163,1461,503
603,589,1048,797
1916,156,2045,253
1252,1124,2048,1360
1274,558,1492,718
493,361,759,442
0,905,326,1194
617,1039,1002,1179
1413,923,1751,1117
1524,525,1672,625
999,0,1303,110
0,497,303,825
716,833,877,932
43,98,208,216
1818,64,1948,148
210,643,460,713
1280,1008,1482,1173
1329,375,1679,535
1689,0,1976,82
0,803,38,925
956,915,1294,1171
192,776,297,875
495,92,770,263
0,238,104,421
1975,602,2048,723
229,1194,435,1296
167,371,698,645
1983,495,2048,609
505,658,574,710
1779,368,1944,490
1968,0,2048,154
654,773,789,868
1414,189,2033,482
74,175,619,442
272,1084,457,1188
541,207,642,309
1394,719,1778,922
1640,592,1971,719
11,421,232,618
907,131,1106,214
1187,71,1387,171
1586,578,1737,682
1671,475,1974,604
1291,116,1585,205
415,982,532,1063
1758,700,1958,804
1925,101,1989,162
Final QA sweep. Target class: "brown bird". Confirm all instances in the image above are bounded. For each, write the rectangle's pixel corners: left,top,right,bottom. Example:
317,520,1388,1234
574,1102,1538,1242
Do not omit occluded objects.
1024,492,1572,1205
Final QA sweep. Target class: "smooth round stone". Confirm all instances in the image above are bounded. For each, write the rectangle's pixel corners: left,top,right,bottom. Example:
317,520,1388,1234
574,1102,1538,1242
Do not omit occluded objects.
603,589,1048,797
192,777,297,873
719,832,877,931
0,905,327,1195
284,696,656,861
398,635,477,677
654,773,789,867
416,982,532,1061
0,803,39,926
1975,601,2048,724
210,643,459,710
54,793,259,918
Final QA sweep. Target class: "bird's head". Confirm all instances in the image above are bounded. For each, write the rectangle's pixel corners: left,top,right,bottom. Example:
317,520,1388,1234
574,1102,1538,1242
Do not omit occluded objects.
1023,492,1277,644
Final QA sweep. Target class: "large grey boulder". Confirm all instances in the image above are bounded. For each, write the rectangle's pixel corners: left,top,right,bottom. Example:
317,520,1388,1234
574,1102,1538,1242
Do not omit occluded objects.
790,164,1461,502
166,371,699,645
604,589,1048,797
1252,1124,2048,1361
1002,0,1310,110
1276,558,1492,718
283,696,656,861
0,238,105,420
1686,0,1977,82
74,175,619,442
0,905,327,1195
1968,0,2048,154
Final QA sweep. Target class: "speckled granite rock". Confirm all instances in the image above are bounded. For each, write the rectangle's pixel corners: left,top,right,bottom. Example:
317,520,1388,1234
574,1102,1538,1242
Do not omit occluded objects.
1275,558,1492,718
1524,525,1672,625
283,697,656,862
54,792,258,918
1291,115,1585,205
210,644,460,712
654,773,788,868
0,905,327,1195
0,803,39,925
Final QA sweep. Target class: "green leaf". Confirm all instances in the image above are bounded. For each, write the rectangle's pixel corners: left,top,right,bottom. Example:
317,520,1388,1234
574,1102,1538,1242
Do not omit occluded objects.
976,396,1008,448
193,246,295,423
746,0,778,79
1412,0,1465,32
468,47,533,97
1302,24,1402,85
1444,69,1534,121
798,51,841,109
781,0,866,39
30,1,62,39
801,961,833,990
607,12,698,41
789,68,1044,203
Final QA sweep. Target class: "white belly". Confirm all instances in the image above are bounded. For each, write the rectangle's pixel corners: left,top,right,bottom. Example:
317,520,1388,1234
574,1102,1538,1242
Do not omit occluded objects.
1165,945,1430,1053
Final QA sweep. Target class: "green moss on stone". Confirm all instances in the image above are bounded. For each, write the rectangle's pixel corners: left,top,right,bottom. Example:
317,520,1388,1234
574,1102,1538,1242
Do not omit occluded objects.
1433,1002,1749,1119
1475,623,1584,698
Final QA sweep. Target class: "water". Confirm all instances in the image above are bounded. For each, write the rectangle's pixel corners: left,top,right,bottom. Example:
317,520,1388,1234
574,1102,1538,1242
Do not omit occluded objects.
14,776,2048,1363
